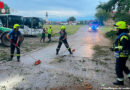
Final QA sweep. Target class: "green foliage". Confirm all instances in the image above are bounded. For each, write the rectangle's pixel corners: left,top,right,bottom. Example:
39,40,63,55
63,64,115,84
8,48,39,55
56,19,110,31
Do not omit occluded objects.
96,0,130,25
116,0,130,12
113,12,130,25
97,0,118,12
97,0,130,12
105,30,117,40
67,16,76,22
95,9,111,26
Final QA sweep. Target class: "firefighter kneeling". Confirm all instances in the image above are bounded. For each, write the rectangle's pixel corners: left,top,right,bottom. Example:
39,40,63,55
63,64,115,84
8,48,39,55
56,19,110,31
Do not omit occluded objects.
7,24,22,62
110,21,130,85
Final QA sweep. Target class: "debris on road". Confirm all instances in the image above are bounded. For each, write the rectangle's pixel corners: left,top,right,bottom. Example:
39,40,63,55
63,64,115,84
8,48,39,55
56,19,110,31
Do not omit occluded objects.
34,60,41,65
83,82,93,89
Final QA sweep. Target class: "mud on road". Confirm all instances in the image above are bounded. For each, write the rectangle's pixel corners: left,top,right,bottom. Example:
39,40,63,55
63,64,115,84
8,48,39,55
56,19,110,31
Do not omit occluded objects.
0,36,58,61
0,26,130,90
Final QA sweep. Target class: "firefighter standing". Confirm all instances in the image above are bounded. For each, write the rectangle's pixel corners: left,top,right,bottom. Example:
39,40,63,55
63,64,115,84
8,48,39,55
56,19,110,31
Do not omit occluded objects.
7,24,22,62
48,25,52,42
40,27,46,43
56,26,72,55
110,21,130,85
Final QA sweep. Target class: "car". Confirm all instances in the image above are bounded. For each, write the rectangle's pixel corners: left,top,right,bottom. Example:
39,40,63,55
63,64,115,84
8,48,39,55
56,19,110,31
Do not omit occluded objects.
88,21,99,32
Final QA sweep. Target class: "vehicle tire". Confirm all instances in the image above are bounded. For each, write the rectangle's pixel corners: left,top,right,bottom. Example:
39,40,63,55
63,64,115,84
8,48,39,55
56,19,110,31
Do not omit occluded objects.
1,32,24,47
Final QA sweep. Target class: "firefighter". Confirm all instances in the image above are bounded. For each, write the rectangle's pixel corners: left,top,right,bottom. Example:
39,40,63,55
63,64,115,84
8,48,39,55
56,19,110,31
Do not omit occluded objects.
7,24,22,62
48,25,52,42
110,21,130,85
56,26,72,55
40,27,46,43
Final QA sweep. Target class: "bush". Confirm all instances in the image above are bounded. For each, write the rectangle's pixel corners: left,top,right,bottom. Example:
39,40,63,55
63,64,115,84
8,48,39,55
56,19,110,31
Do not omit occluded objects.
113,12,130,25
105,30,117,40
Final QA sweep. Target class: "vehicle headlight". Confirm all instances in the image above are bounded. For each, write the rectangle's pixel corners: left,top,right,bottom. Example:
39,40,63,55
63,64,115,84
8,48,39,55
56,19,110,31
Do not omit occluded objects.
89,27,91,30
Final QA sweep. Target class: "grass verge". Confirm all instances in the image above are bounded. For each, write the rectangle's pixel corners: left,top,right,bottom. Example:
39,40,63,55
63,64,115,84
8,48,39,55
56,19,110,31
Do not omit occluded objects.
42,25,82,37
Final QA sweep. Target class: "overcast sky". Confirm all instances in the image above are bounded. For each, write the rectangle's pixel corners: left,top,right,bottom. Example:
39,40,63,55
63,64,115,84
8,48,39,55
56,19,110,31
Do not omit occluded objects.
3,0,109,20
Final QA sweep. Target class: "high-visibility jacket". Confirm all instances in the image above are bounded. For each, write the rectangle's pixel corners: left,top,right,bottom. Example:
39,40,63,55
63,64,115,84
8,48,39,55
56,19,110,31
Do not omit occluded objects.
114,32,129,58
48,29,52,34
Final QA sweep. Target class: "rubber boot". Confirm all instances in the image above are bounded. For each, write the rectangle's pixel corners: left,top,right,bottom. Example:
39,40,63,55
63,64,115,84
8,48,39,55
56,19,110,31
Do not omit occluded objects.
8,56,13,61
113,80,124,85
56,49,60,55
68,48,72,54
17,57,20,62
17,59,20,62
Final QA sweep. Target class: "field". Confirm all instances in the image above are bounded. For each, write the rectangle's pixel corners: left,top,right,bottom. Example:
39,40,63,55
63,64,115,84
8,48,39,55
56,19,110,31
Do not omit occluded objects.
43,25,82,36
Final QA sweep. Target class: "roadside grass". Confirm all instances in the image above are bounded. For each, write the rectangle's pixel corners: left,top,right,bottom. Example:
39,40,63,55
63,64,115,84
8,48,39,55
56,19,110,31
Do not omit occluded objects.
100,26,117,41
93,45,109,57
100,26,130,40
99,26,114,33
0,50,9,61
42,25,82,37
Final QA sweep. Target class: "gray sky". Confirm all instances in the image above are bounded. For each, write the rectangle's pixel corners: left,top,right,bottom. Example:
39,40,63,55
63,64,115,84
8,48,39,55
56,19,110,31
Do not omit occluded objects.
3,0,109,20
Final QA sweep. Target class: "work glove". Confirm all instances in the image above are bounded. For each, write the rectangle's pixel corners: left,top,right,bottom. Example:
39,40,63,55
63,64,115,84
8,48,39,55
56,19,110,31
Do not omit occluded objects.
16,43,18,47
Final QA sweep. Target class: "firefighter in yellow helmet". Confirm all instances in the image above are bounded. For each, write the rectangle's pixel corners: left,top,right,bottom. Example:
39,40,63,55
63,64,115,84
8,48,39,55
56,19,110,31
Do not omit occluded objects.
56,26,72,55
7,24,22,62
110,21,130,85
48,25,52,42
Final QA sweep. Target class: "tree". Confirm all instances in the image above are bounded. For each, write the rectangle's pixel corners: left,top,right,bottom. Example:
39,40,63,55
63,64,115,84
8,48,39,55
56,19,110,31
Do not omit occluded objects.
96,0,118,12
96,0,130,13
96,0,130,25
113,12,130,25
0,2,10,14
67,16,76,22
95,9,111,26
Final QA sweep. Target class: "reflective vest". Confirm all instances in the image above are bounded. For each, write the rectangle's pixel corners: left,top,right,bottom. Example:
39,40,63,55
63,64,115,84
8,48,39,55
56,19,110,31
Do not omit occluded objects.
48,29,52,34
114,32,129,58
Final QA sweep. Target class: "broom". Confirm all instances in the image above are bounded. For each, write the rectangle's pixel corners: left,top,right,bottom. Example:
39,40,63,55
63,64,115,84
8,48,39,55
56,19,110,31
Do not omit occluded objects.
12,43,41,65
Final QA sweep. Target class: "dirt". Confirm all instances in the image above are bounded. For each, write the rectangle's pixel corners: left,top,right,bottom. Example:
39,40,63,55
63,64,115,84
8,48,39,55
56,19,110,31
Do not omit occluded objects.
0,26,130,90
0,36,58,61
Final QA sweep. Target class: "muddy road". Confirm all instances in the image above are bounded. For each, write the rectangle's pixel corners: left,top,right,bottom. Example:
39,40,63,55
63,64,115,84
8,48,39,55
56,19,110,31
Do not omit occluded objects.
0,26,129,90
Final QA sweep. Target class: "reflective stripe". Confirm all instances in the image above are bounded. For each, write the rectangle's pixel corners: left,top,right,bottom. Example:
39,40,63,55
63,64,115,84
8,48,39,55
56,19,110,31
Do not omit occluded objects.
115,46,123,51
67,48,70,50
16,54,20,56
127,73,130,77
57,48,60,50
120,35,128,41
118,46,123,51
120,52,128,57
117,78,124,81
